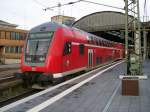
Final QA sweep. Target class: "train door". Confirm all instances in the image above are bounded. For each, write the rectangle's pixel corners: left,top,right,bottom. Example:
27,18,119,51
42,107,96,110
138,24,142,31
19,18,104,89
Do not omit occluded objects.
88,49,93,68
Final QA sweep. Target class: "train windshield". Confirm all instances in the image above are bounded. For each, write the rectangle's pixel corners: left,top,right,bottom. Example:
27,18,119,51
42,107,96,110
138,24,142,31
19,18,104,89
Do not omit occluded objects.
26,39,50,55
26,32,53,56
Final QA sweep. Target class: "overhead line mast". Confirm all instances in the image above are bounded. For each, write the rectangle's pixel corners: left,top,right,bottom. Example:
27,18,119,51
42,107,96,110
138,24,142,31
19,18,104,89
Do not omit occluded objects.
124,0,142,76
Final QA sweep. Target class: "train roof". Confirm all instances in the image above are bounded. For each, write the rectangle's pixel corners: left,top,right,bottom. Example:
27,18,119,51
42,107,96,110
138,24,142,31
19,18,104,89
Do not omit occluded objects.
72,27,110,42
30,22,67,33
30,21,107,41
29,22,122,45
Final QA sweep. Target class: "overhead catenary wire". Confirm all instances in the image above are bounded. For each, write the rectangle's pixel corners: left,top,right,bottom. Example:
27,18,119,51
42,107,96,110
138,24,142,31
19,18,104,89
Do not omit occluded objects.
33,0,60,14
80,0,124,10
43,0,124,11
33,0,48,8
43,0,82,11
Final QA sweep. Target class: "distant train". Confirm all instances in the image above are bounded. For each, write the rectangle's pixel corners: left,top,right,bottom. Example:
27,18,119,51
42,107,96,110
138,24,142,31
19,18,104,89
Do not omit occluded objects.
20,22,124,84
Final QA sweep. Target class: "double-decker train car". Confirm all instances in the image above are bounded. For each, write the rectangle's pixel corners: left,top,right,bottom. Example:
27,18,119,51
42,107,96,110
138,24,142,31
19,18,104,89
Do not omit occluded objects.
20,22,124,84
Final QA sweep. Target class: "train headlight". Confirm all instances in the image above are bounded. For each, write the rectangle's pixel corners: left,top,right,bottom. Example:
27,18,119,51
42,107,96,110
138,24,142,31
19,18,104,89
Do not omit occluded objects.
26,57,31,61
39,57,45,61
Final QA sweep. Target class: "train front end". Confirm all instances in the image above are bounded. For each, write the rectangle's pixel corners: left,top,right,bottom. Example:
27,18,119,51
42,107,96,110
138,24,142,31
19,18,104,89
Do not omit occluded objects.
20,22,62,84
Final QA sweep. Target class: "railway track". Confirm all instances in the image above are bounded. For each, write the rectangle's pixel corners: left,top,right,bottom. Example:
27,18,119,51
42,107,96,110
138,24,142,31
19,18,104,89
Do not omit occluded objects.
0,76,17,83
0,67,19,72
0,88,40,108
0,67,20,82
0,75,35,107
0,60,123,108
0,65,38,107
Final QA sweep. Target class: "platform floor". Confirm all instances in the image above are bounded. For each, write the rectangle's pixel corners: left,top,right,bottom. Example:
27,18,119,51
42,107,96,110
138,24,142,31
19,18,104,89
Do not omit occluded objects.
40,61,150,112
1,60,150,112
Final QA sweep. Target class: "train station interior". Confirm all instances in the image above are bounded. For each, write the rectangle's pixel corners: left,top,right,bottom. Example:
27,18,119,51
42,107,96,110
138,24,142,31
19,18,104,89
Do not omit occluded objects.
73,11,150,59
0,0,150,112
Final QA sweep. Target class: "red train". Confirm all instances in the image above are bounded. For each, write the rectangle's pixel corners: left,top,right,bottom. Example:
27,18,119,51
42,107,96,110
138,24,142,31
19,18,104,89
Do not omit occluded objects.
20,22,124,84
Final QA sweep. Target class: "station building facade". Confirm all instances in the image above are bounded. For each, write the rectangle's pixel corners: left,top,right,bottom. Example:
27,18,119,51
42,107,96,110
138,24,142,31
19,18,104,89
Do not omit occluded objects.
0,20,28,64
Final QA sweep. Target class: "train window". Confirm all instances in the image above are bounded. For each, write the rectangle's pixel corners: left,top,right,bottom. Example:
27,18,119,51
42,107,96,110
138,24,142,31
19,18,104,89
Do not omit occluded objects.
109,42,111,47
99,40,101,46
90,36,93,44
101,41,104,46
106,42,108,47
90,36,93,41
96,40,99,46
63,42,71,55
110,42,112,47
91,36,95,45
104,41,106,47
93,37,96,45
98,40,100,46
79,44,84,55
105,42,107,47
107,42,109,47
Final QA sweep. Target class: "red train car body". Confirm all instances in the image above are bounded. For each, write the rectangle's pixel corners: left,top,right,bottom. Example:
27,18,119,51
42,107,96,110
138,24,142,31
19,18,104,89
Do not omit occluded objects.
20,22,124,83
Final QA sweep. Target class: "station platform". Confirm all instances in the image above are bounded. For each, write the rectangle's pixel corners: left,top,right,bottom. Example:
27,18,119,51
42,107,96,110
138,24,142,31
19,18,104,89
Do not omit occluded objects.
1,60,150,112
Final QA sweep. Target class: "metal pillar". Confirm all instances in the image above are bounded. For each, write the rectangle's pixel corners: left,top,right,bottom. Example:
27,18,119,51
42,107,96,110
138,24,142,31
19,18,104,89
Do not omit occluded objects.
143,31,147,60
124,0,129,75
124,0,142,75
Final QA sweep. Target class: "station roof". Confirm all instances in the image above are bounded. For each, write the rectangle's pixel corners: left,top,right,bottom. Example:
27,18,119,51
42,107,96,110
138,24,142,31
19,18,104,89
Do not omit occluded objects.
73,11,133,32
0,20,18,28
142,21,150,28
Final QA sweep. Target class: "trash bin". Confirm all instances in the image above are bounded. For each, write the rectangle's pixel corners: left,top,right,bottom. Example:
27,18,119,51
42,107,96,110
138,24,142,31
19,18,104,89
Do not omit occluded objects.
122,77,139,96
